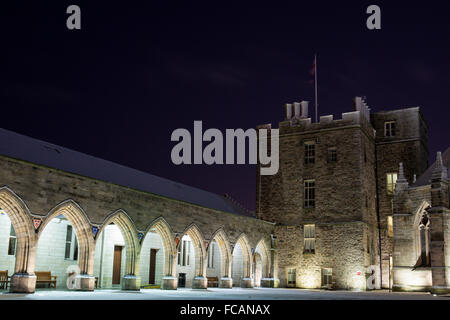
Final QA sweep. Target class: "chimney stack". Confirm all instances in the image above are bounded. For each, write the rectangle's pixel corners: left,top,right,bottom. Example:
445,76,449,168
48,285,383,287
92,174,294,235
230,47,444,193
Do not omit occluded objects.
285,103,293,120
300,101,309,118
293,102,301,118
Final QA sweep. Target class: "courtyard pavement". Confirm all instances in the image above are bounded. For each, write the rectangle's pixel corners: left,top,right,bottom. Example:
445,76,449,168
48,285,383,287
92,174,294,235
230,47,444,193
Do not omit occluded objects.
0,287,448,300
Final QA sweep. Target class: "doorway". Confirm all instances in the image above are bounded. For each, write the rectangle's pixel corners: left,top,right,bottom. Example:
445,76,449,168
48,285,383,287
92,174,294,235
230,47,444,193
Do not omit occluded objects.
112,245,123,285
149,248,159,284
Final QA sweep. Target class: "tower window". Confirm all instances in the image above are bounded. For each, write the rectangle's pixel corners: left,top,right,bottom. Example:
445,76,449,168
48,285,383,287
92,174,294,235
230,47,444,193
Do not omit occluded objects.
327,148,337,162
304,224,315,253
386,173,398,195
304,142,315,164
384,121,396,137
304,180,315,208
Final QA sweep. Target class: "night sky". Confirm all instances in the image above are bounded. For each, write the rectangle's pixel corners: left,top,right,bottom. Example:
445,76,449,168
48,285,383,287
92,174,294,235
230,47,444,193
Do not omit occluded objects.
1,2,449,211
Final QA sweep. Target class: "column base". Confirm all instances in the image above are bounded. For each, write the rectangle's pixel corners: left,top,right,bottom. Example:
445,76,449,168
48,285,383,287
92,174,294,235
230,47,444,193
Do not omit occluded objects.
431,286,450,294
241,277,254,288
10,273,36,293
121,275,141,291
161,276,178,290
219,277,232,288
192,276,208,289
261,277,280,288
75,274,95,291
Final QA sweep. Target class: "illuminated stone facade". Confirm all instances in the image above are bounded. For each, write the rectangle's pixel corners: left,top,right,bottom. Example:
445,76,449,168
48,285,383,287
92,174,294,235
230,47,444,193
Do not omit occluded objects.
256,98,448,292
0,142,274,293
0,97,447,295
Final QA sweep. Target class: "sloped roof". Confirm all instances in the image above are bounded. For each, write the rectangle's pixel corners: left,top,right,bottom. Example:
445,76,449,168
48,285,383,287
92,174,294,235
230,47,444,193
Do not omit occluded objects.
0,128,250,216
412,147,450,187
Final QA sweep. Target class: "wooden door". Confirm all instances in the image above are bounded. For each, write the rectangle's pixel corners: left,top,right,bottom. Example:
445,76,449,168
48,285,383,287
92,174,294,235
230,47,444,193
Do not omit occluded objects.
112,245,123,285
149,248,159,284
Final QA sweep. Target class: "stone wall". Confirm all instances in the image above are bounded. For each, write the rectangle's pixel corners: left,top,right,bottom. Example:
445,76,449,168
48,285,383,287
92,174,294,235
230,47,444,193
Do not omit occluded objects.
274,223,368,290
371,108,429,288
0,155,274,249
257,110,379,290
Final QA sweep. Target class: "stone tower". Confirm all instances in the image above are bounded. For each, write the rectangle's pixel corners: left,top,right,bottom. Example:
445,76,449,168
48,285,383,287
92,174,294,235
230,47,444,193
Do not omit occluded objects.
256,97,429,289
370,107,429,288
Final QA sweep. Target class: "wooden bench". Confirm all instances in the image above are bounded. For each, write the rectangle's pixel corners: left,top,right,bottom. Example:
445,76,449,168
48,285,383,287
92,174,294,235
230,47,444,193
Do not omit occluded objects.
35,271,57,288
207,276,219,288
0,270,10,290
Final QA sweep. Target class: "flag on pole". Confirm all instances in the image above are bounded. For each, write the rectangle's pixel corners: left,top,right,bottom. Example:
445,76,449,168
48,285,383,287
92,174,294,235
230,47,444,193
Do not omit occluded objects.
311,56,316,76
313,54,318,123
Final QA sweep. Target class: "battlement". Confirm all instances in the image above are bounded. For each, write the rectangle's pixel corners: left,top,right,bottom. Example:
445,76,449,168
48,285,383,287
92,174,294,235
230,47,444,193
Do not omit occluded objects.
268,96,375,137
278,110,375,138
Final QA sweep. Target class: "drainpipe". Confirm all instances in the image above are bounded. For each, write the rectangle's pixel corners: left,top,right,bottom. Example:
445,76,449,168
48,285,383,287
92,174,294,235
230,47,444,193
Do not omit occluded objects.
374,146,383,289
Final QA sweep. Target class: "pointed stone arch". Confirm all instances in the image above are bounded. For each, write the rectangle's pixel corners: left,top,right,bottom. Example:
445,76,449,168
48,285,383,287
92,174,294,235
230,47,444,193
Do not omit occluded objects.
233,233,253,288
180,223,207,288
39,200,95,286
99,209,141,290
413,200,431,267
210,228,233,288
143,217,177,289
413,201,431,227
0,187,37,293
255,238,271,279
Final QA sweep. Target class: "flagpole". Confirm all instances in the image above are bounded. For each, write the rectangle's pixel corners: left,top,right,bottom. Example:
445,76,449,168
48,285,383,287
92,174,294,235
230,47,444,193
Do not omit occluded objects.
314,53,318,123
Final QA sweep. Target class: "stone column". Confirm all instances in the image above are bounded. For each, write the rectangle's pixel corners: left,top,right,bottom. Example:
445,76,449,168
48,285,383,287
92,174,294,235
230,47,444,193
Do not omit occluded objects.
122,275,141,290
10,232,38,293
192,276,208,289
162,252,178,290
10,273,37,293
261,235,279,288
219,277,233,288
75,274,96,291
219,251,233,288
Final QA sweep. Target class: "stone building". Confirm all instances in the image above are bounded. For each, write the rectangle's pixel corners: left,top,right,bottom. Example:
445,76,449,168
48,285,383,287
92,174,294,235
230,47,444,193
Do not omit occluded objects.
256,97,449,293
0,96,448,295
392,149,449,293
0,128,274,293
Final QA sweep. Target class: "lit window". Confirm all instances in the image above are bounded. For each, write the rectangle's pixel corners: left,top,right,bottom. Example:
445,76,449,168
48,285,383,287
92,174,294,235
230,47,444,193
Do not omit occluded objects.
65,225,73,259
387,216,393,237
322,268,332,287
73,236,78,260
207,242,215,268
287,268,296,286
386,173,398,195
327,148,337,163
178,239,191,266
304,180,315,208
8,225,17,256
385,121,396,137
177,241,182,264
304,224,315,253
304,142,315,164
